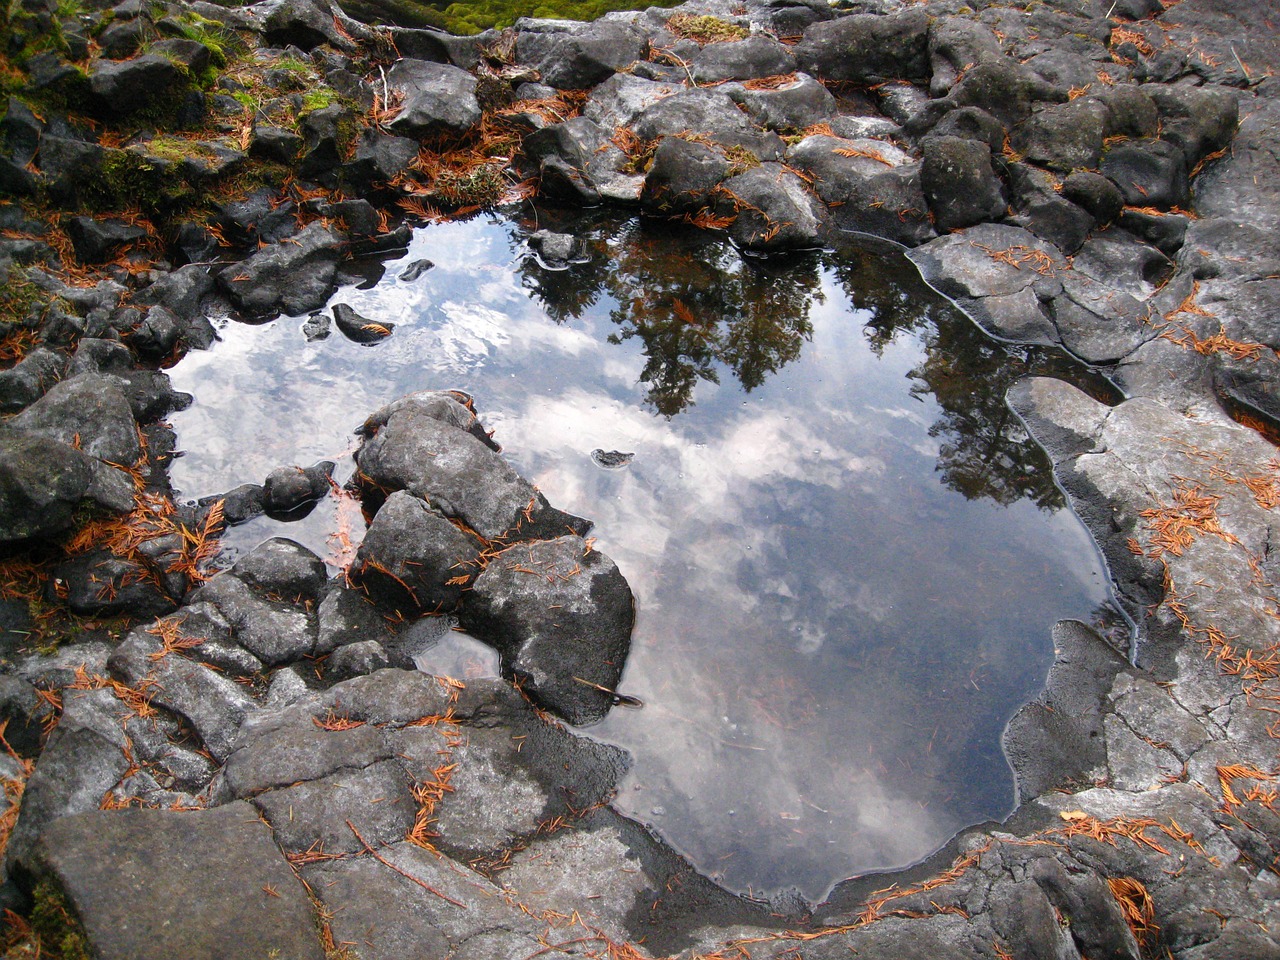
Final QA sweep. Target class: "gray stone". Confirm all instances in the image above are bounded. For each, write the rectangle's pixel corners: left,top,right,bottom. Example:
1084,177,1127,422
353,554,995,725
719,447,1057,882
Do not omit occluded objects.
1010,97,1107,172
108,627,256,762
515,19,647,90
689,35,795,84
10,373,141,467
217,222,345,318
386,59,482,137
356,406,589,541
188,573,317,666
316,582,397,656
640,137,731,214
1100,138,1190,209
22,802,325,960
263,461,333,514
0,429,93,545
794,9,930,84
920,136,1006,231
632,89,786,161
254,759,416,855
713,162,825,252
462,535,634,725
232,537,329,603
324,638,392,680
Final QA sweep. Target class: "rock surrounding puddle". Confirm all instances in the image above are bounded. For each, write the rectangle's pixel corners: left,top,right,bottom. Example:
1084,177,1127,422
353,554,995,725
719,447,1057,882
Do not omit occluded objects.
169,210,1118,900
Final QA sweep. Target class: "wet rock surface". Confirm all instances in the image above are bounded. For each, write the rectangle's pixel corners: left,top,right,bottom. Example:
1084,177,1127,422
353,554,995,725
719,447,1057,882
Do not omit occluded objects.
0,0,1278,956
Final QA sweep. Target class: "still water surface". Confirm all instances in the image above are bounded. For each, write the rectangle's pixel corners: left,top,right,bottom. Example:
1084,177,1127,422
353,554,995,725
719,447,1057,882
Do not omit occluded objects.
169,210,1115,902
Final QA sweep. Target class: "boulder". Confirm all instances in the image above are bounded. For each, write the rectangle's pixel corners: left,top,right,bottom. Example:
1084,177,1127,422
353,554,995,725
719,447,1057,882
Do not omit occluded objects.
462,535,634,725
9,373,141,467
1010,97,1107,172
931,105,1005,153
1100,138,1190,209
688,35,795,84
21,802,325,960
1007,163,1094,254
50,551,176,619
262,0,364,51
1061,170,1126,225
583,73,679,129
355,405,590,542
350,490,484,614
640,137,731,214
515,19,647,90
232,538,329,602
927,16,1004,97
217,223,345,318
1142,82,1238,170
386,59,482,137
263,461,333,515
793,10,930,84
713,162,825,252
632,88,786,161
107,626,256,761
724,72,835,133
65,216,148,264
0,347,65,415
1094,85,1160,140
920,136,1006,231
87,55,188,121
187,573,317,666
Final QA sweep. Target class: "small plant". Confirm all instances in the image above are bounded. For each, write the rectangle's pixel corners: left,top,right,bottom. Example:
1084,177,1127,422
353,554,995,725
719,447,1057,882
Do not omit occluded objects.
434,164,506,208
666,13,749,44
28,881,90,960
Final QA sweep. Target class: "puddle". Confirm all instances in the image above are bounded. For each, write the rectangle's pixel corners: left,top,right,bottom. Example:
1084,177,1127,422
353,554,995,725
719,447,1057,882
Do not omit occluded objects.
169,209,1118,902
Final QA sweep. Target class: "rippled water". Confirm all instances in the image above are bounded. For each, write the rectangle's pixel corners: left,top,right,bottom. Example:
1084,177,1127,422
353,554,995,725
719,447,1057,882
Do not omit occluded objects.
169,209,1117,901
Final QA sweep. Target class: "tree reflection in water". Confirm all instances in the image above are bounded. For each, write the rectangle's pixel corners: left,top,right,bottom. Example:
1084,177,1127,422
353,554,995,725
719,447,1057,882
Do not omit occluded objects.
512,210,1117,511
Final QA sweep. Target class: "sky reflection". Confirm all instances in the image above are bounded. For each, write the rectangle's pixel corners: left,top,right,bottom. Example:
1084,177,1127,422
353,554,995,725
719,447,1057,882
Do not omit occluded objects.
169,212,1113,901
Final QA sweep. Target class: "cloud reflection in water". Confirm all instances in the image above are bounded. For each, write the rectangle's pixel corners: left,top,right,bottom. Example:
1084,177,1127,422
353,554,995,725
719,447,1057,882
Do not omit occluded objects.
169,212,1113,902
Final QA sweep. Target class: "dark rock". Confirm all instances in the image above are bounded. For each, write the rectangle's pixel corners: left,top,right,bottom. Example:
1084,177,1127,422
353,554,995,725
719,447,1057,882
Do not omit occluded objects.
9,373,141,466
5,690,131,868
126,305,181,359
1061,170,1125,225
1010,97,1107,172
926,58,1063,132
107,626,256,761
0,432,92,545
462,535,634,725
873,81,932,128
399,258,434,282
348,127,421,185
1,97,42,166
298,103,356,181
1007,163,1094,254
332,302,393,343
217,709,394,800
1142,82,1238,170
528,229,581,266
710,162,819,252
98,18,148,59
1117,208,1189,256
263,461,333,514
254,759,415,855
315,582,397,656
1021,48,1101,94
323,638,391,680
724,72,835,134
357,390,499,452
0,347,64,414
216,483,266,525
217,223,345,318
632,89,786,161
65,216,148,265
0,675,47,758
931,106,1005,153
1100,138,1190,209
21,802,326,960
263,0,362,52
1094,85,1160,140
187,573,317,666
640,137,731,214
216,187,297,247
248,125,303,164
793,9,930,84
1072,229,1174,301
51,551,176,619
515,19,647,90
350,490,483,614
522,115,635,203
232,538,328,602
149,37,211,75
385,59,482,137
355,403,590,541
133,264,216,321
927,16,1004,98
920,136,1006,231
302,312,330,341
689,35,795,84
87,55,188,121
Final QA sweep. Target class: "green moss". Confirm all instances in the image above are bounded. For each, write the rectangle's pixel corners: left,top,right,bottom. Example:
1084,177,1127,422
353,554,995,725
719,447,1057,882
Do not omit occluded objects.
665,13,748,44
435,0,677,35
29,880,91,960
300,87,338,112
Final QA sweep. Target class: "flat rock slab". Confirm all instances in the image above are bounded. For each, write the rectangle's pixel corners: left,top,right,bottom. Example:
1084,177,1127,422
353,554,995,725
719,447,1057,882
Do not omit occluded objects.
22,802,325,960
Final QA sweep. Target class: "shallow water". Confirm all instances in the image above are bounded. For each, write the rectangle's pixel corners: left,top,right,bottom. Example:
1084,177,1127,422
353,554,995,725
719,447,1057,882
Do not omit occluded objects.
169,209,1117,902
